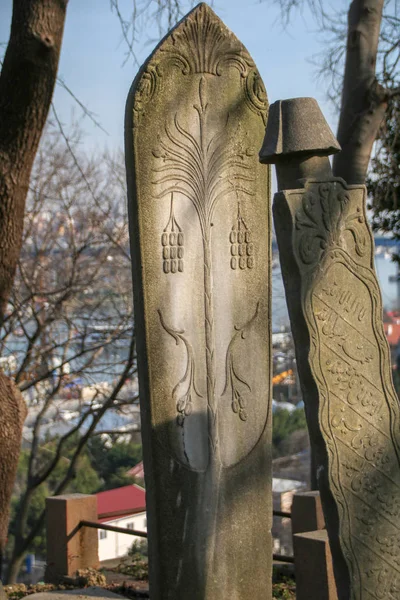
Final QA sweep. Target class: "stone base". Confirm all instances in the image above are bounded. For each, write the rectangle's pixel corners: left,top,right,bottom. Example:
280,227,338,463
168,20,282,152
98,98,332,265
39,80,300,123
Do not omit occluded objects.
293,530,338,600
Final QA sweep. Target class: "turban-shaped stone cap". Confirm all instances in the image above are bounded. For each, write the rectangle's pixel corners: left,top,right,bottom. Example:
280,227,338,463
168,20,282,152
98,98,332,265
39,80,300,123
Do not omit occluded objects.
259,97,341,164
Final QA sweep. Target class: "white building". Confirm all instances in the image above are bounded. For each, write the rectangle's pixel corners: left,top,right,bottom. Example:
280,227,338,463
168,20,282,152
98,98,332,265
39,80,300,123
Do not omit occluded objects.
97,484,147,562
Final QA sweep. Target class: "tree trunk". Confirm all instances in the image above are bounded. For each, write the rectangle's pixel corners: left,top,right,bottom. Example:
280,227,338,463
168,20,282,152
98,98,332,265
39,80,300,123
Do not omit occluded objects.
6,486,35,584
0,0,68,570
333,0,387,184
0,375,27,565
5,552,25,587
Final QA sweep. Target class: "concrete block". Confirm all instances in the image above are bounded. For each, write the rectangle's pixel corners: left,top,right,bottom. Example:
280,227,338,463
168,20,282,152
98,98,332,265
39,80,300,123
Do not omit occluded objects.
291,490,325,535
294,530,338,600
45,494,99,583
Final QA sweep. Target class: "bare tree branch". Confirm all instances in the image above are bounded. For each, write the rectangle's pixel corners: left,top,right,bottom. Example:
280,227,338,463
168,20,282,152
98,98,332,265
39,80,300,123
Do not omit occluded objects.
4,128,138,581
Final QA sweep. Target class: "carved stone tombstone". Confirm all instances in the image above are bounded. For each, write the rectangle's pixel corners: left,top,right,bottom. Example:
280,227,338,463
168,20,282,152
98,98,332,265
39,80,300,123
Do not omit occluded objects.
125,3,271,599
261,97,400,600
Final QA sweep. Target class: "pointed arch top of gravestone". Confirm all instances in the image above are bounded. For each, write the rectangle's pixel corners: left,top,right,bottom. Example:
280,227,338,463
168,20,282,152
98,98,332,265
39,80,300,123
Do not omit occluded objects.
129,2,268,128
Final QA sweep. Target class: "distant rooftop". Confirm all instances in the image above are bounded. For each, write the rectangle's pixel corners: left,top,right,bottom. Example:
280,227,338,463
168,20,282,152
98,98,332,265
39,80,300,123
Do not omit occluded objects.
127,460,144,479
97,484,146,523
384,322,400,346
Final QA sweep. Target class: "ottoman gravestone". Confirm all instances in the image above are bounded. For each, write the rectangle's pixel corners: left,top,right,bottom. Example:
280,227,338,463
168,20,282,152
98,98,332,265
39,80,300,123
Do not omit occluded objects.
125,3,272,599
261,97,400,600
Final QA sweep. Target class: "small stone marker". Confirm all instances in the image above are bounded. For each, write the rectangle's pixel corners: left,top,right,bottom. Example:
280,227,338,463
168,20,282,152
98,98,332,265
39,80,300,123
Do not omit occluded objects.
126,3,272,598
291,490,325,536
45,494,99,583
294,530,338,600
261,97,400,599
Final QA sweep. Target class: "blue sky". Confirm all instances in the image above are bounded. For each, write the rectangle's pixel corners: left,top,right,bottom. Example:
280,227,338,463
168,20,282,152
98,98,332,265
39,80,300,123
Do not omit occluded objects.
0,0,343,153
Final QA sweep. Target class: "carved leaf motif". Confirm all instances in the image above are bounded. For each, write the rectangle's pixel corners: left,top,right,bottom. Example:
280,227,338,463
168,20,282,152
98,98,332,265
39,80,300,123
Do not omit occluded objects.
133,66,159,126
295,182,367,265
222,302,260,421
133,5,268,130
153,77,255,233
158,310,202,429
159,4,254,77
244,70,268,122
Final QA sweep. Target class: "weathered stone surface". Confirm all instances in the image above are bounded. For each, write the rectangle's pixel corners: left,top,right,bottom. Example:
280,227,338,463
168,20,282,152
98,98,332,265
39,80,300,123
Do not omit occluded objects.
125,3,271,599
291,490,325,536
264,98,400,600
294,530,338,600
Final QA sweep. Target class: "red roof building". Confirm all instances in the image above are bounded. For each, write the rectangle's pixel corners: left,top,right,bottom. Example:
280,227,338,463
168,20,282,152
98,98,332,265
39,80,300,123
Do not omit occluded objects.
127,460,144,480
97,484,146,523
384,322,400,347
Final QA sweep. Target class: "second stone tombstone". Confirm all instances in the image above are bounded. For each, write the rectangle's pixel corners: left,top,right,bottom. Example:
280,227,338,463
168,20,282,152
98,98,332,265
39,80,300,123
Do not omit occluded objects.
125,3,272,599
261,98,400,600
